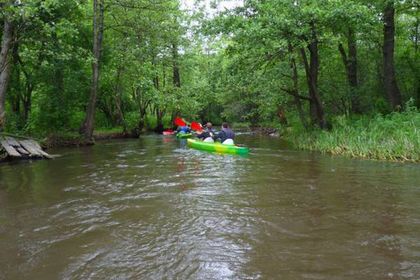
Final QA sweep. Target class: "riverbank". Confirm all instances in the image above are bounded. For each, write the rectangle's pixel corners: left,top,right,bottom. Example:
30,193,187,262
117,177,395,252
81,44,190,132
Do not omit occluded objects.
40,129,137,148
3,111,419,163
0,129,139,162
284,111,420,163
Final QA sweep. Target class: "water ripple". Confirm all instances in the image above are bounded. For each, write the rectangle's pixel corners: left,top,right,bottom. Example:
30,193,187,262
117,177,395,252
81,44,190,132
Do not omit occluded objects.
1,136,420,279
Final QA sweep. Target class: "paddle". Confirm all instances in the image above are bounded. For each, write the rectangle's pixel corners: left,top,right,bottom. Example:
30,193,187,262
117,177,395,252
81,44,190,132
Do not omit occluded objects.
190,122,203,131
174,117,186,127
174,117,203,134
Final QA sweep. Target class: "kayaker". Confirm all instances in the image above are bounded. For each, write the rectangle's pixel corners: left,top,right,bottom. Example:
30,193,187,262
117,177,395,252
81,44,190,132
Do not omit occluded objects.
196,122,215,142
215,122,235,144
176,125,191,134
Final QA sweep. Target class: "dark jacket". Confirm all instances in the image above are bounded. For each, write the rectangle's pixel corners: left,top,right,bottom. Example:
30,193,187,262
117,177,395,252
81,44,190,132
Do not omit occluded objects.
197,128,215,140
215,128,235,143
177,126,191,133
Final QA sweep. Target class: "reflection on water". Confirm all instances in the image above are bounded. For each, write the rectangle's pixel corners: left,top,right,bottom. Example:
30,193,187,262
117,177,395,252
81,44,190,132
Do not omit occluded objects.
1,135,420,279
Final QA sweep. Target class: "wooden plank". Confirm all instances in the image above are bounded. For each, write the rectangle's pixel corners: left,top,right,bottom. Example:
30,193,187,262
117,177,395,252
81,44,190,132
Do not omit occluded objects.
28,140,42,150
16,147,30,155
28,140,52,159
5,136,20,147
19,140,42,157
19,140,52,159
0,140,21,157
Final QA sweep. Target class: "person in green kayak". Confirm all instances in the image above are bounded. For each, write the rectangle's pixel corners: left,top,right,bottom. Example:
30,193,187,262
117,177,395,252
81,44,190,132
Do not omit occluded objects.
176,124,191,134
215,122,235,145
196,122,215,142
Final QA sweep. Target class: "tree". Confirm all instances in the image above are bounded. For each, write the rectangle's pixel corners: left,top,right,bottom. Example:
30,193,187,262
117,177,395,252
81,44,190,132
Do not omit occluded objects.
80,0,105,140
0,3,14,130
300,20,327,129
383,0,402,110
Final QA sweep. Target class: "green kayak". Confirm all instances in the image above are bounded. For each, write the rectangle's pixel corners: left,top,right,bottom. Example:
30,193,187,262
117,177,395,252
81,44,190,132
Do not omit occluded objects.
176,133,192,139
187,139,249,155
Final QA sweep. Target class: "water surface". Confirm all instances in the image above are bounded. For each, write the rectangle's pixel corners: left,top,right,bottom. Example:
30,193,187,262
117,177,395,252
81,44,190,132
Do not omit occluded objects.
1,135,419,279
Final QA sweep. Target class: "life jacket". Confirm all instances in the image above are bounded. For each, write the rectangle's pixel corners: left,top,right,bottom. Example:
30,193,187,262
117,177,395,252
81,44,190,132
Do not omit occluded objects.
223,128,235,139
179,126,190,133
198,128,214,139
208,128,215,138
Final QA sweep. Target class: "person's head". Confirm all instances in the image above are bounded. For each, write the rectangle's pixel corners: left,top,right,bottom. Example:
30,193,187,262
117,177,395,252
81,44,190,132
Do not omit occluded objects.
206,122,212,129
222,122,229,129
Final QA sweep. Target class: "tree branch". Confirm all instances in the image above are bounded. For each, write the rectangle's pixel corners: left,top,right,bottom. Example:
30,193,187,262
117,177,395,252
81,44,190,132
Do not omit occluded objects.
280,87,312,101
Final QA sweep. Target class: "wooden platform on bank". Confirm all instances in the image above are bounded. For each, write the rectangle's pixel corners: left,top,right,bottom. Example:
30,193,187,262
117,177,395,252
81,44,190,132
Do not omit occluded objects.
0,136,52,160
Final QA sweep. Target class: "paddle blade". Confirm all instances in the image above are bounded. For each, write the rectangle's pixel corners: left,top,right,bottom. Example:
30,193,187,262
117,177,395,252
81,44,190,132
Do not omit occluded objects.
174,117,186,127
190,122,202,131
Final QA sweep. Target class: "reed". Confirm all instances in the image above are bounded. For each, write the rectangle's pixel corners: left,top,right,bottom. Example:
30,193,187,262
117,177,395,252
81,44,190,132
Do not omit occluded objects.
286,110,420,162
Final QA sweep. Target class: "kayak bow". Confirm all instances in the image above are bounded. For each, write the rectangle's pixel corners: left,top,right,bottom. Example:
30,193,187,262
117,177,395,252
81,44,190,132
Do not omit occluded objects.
163,130,174,135
176,133,192,139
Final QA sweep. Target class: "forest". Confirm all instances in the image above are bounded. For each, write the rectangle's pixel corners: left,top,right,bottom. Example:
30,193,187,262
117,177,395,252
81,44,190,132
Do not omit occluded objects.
0,0,419,161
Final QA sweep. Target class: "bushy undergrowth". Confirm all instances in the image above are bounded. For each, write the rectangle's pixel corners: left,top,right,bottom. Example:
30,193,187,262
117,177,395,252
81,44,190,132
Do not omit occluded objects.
286,110,420,162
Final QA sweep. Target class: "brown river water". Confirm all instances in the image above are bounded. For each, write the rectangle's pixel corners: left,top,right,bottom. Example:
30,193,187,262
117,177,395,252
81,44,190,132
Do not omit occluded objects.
0,134,419,279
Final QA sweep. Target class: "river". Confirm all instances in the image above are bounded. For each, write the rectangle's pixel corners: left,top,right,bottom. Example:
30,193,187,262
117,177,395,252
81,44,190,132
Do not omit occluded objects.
1,134,419,279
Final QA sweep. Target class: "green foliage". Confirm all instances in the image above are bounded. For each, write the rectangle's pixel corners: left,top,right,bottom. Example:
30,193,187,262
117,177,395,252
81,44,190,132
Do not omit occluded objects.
145,115,172,131
3,111,22,134
1,0,419,161
124,112,140,132
286,109,420,162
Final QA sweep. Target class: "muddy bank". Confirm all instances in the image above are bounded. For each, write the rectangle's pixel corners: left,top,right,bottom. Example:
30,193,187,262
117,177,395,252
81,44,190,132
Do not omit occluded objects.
41,131,138,149
249,126,280,136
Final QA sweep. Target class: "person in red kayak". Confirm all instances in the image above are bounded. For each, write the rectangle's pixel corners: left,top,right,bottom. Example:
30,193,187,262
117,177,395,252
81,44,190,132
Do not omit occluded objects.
215,122,235,144
196,122,215,142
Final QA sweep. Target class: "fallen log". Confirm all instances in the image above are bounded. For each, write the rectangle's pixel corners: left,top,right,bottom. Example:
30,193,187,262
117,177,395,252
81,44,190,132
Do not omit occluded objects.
0,139,21,158
0,136,52,161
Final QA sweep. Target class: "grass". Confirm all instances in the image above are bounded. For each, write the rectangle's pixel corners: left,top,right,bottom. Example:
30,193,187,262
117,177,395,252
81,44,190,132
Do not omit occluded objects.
94,126,126,134
285,110,420,162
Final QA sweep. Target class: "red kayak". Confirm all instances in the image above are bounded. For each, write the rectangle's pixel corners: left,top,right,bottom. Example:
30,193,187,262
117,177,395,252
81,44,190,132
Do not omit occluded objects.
163,130,174,135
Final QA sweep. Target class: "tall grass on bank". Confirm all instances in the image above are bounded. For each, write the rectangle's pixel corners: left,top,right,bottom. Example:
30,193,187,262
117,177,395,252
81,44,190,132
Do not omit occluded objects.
286,110,420,162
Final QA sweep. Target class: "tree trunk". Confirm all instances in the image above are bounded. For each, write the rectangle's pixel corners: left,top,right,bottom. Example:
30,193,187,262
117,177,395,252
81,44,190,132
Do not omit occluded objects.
131,86,148,136
11,40,21,114
16,50,33,124
80,0,104,140
300,21,327,129
288,43,308,129
172,43,181,87
417,81,420,108
338,28,361,113
383,1,402,110
137,118,145,135
277,107,288,125
154,80,164,133
0,19,14,130
114,66,127,132
170,43,181,127
347,29,358,92
23,84,32,123
156,109,164,133
414,18,419,107
414,17,419,54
